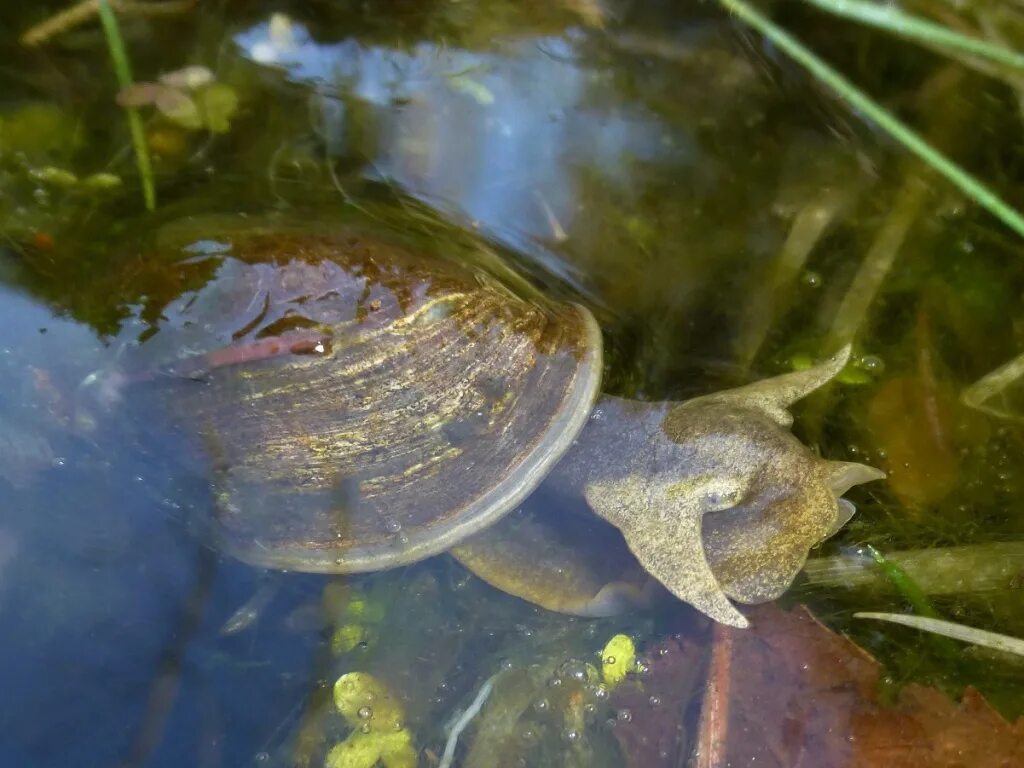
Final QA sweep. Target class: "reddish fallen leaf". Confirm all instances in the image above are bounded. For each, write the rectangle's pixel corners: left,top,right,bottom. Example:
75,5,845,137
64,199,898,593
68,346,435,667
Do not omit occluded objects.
697,605,1024,768
609,634,704,768
867,374,960,511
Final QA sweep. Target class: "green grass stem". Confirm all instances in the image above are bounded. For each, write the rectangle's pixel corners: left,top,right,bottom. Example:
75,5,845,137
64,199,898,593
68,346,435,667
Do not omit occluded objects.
716,0,1024,239
864,545,940,618
803,0,1024,74
863,545,962,656
97,0,155,211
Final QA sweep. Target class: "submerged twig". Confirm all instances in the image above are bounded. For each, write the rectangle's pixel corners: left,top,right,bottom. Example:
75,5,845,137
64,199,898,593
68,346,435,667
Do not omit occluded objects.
439,673,499,768
219,581,279,635
962,351,1024,422
855,612,1024,657
716,0,1024,239
21,0,195,46
97,0,156,211
120,546,217,768
803,0,1024,73
694,623,733,768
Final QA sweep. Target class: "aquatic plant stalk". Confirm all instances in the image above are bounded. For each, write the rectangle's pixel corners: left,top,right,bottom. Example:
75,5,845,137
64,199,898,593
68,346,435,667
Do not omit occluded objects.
21,0,104,45
803,0,1024,73
736,192,849,367
827,176,926,347
803,541,1024,595
97,0,156,211
855,612,1024,657
716,0,1024,239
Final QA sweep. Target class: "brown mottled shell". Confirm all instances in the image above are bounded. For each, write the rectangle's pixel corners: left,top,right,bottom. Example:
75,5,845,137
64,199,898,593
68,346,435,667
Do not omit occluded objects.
136,232,601,572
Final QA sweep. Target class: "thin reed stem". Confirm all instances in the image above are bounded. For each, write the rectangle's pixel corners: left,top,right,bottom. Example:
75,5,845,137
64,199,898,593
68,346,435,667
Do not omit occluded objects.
717,0,1024,239
804,0,1024,73
97,0,156,211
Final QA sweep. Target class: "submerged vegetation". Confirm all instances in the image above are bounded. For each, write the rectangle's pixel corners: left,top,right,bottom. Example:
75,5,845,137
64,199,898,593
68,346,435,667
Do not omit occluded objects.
2,0,1024,766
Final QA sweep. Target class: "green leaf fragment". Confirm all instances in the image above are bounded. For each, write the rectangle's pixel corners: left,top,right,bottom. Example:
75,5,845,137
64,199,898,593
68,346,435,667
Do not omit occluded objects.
196,83,239,133
81,172,123,190
30,166,79,187
836,367,872,385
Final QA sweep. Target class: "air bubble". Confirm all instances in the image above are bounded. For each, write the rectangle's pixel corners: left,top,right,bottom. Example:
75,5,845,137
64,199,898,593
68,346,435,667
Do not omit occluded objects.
616,708,632,723
562,660,589,681
859,354,884,373
534,698,550,713
357,706,373,719
648,695,662,707
565,730,581,743
384,519,402,534
802,271,822,288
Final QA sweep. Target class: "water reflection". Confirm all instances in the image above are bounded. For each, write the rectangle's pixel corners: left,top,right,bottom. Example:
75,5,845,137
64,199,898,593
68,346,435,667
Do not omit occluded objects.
235,17,680,254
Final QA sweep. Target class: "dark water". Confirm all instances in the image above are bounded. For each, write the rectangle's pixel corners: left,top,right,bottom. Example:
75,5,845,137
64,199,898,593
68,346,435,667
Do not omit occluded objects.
2,2,1024,766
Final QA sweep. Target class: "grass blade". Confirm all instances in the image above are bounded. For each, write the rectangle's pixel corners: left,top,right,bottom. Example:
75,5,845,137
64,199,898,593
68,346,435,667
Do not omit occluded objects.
863,545,940,618
855,612,1024,657
804,0,1024,74
716,0,1024,239
97,0,155,211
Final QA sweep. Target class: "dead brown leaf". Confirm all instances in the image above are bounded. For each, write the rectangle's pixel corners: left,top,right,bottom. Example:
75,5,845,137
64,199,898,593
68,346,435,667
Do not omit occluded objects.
695,605,1024,768
867,374,960,511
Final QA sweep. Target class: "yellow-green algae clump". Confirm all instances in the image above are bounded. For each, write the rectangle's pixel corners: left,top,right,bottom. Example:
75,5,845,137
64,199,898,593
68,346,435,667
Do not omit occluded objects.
600,633,637,688
326,672,417,768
